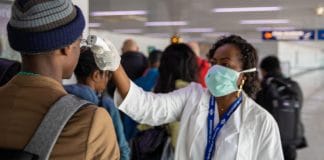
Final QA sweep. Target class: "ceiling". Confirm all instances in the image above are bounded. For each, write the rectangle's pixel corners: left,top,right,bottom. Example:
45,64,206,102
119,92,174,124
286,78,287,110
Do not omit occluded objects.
90,0,324,42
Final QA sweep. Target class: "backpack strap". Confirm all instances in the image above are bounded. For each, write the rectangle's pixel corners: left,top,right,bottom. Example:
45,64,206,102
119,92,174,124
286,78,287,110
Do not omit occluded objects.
24,94,92,160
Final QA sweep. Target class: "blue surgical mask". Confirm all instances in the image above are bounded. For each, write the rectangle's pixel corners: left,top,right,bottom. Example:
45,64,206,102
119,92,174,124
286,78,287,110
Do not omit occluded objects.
205,65,256,97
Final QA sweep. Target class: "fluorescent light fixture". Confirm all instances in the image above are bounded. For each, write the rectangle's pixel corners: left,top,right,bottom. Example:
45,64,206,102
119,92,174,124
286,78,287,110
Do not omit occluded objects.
316,7,324,15
179,28,214,33
89,23,101,28
213,7,281,13
256,27,295,31
91,10,147,16
145,21,188,26
112,29,143,34
202,32,230,37
187,37,206,42
240,19,289,24
145,33,171,37
247,39,263,43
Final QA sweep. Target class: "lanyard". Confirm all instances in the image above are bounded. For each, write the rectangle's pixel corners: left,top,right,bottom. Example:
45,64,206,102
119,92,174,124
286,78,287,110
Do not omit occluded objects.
204,95,243,160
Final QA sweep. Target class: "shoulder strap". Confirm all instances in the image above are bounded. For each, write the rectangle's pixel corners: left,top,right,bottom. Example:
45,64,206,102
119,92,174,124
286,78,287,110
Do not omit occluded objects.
24,94,92,160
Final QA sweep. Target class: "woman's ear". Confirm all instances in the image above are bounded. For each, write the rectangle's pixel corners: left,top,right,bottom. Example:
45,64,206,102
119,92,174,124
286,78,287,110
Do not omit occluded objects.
91,70,101,82
237,74,247,86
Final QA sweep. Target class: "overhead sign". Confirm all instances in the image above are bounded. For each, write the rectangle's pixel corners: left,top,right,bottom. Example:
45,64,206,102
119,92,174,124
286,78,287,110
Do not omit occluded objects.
318,29,324,40
262,30,315,41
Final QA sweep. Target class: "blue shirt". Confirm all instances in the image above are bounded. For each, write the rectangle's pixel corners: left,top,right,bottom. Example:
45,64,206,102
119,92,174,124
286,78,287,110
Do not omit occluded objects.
134,68,159,91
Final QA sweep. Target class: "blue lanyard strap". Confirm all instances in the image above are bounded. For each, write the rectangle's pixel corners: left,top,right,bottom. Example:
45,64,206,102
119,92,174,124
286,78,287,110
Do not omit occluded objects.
204,95,243,160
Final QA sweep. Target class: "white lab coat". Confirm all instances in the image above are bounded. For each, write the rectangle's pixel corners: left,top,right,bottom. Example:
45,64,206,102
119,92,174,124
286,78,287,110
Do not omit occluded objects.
114,82,284,160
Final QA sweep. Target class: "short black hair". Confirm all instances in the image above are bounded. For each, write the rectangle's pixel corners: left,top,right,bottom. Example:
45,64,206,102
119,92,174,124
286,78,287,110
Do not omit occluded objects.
260,56,281,74
154,43,198,93
148,50,163,65
207,35,259,98
74,46,101,83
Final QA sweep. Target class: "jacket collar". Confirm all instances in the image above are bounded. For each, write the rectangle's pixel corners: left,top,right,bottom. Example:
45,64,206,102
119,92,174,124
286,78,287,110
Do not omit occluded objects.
64,84,100,105
8,75,67,94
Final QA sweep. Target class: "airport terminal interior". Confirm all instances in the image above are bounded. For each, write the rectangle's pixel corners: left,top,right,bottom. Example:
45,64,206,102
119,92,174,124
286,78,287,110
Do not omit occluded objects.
0,0,324,160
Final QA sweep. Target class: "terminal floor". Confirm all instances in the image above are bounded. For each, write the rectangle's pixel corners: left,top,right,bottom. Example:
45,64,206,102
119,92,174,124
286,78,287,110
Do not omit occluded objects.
297,89,324,160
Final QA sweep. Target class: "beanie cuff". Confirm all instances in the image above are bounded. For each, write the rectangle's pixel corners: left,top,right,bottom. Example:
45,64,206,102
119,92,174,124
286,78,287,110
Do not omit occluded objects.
7,6,85,54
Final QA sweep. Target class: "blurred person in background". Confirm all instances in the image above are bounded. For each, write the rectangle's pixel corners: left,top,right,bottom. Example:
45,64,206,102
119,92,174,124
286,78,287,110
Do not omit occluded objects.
187,41,210,88
120,39,148,80
134,49,163,91
155,43,199,158
256,56,306,160
65,46,130,160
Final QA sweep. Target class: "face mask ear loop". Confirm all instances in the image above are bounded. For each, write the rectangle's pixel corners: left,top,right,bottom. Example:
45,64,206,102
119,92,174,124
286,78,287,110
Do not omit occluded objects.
240,68,257,73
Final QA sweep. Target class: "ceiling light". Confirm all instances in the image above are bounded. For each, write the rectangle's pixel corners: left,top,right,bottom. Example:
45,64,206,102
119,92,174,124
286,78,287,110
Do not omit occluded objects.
202,32,230,38
91,10,147,16
240,19,289,24
213,7,281,13
145,33,171,38
187,37,206,42
179,28,214,33
316,7,324,16
89,23,101,28
112,29,143,34
256,27,295,31
145,21,188,26
246,39,263,43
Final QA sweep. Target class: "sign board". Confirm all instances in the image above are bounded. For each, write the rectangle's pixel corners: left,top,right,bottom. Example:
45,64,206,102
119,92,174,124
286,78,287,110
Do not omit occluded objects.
318,29,324,40
262,30,315,41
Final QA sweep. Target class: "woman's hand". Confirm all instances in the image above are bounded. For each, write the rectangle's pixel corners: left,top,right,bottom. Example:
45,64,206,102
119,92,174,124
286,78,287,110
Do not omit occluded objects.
85,35,130,99
86,35,121,71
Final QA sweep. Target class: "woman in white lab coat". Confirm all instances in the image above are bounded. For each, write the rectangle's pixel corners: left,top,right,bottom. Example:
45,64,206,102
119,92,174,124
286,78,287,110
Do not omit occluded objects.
101,35,284,160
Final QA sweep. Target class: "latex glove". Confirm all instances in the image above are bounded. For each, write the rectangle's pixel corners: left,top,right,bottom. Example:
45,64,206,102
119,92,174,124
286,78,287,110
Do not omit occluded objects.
86,35,121,71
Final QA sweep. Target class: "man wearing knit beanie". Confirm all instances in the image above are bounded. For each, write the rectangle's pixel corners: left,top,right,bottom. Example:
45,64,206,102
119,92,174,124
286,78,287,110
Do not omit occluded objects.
0,0,120,159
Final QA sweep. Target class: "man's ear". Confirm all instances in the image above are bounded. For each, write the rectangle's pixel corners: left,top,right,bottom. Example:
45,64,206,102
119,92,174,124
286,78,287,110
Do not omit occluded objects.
91,70,101,82
60,44,73,56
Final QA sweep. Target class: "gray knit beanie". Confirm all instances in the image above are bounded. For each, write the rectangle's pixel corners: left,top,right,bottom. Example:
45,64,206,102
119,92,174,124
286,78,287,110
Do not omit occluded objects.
7,0,85,54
